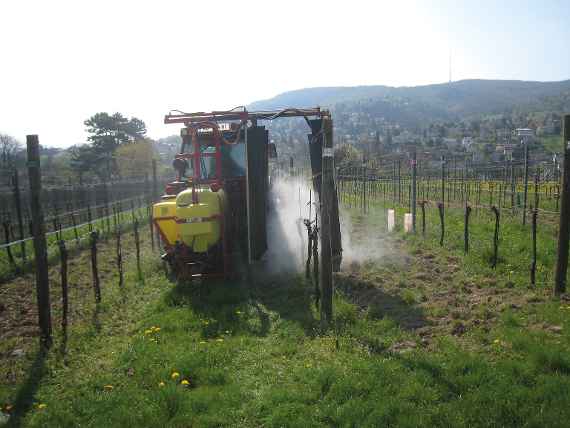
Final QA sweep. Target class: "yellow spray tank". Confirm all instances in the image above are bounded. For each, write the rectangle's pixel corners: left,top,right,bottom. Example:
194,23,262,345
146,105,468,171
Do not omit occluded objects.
152,196,177,245
176,187,226,252
153,186,225,253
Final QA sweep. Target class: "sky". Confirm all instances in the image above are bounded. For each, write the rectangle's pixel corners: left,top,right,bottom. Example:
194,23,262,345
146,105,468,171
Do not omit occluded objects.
1,0,569,148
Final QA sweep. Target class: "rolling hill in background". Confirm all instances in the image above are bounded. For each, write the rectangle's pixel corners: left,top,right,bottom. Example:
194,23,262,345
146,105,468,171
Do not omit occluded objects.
249,79,570,126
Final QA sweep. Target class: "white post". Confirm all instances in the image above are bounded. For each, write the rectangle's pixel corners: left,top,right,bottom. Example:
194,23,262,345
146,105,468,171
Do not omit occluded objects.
387,209,395,232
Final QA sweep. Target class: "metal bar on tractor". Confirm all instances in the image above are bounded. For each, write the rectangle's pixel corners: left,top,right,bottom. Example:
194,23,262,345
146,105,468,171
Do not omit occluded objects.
164,108,324,125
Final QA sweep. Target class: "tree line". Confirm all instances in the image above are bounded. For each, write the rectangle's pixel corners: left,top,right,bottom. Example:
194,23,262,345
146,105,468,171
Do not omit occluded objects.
0,112,171,186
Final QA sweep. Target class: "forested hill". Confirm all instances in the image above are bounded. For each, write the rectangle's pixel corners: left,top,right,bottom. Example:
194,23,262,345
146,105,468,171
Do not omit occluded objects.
249,79,570,125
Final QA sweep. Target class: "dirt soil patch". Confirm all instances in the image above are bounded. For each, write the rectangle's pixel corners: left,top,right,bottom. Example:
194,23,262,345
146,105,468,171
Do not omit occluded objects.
0,228,151,378
336,236,550,349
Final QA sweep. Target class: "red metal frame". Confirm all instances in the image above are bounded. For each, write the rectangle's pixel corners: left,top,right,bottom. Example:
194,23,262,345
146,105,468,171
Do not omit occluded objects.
175,122,224,186
161,108,325,281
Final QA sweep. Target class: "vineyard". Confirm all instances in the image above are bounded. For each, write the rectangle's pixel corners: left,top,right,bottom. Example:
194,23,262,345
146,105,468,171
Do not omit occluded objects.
3,0,570,425
336,149,567,289
2,122,570,427
0,164,170,283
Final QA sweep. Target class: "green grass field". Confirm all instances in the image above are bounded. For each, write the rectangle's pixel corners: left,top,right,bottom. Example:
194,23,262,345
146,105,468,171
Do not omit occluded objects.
2,201,570,427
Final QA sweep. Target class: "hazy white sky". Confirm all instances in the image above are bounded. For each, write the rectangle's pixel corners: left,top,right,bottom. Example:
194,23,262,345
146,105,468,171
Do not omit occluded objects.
1,0,569,147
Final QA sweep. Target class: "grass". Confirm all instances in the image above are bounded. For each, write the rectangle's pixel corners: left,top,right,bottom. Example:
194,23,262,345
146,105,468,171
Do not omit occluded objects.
340,182,567,288
2,197,570,426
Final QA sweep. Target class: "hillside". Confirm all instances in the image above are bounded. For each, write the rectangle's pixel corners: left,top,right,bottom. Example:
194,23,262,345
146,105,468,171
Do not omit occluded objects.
250,79,570,125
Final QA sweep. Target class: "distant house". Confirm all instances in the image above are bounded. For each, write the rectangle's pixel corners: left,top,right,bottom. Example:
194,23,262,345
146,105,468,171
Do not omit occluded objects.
462,137,474,148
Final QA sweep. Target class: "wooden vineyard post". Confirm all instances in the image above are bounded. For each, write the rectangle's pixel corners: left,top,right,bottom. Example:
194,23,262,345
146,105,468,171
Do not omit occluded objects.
2,221,17,270
510,158,516,214
440,156,445,219
491,206,500,269
534,171,540,211
58,240,69,336
411,150,417,233
116,224,124,289
12,169,26,262
152,159,160,249
464,205,472,254
554,114,570,295
149,204,155,251
531,207,538,287
134,219,142,281
71,212,79,244
53,215,61,241
87,203,93,232
320,114,334,323
437,202,445,246
27,135,52,348
90,231,101,303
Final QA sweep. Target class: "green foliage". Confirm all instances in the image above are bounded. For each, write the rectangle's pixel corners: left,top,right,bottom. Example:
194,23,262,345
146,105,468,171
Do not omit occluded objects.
82,112,148,178
68,144,95,182
0,134,23,169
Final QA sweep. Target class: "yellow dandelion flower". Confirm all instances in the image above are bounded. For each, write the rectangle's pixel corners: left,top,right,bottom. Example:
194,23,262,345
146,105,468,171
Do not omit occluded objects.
216,338,224,342
181,379,190,386
199,341,207,344
225,330,230,334
171,372,180,379
236,310,242,315
493,339,500,344
37,403,47,410
158,381,165,387
144,329,152,335
154,327,161,332
104,385,114,390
